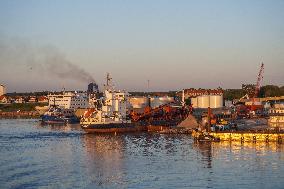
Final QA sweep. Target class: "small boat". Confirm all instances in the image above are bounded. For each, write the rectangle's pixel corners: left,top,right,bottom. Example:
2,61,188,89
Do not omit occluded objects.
192,130,220,142
41,106,79,125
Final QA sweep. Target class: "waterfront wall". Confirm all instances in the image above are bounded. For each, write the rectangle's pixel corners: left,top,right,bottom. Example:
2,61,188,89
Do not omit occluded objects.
0,111,40,118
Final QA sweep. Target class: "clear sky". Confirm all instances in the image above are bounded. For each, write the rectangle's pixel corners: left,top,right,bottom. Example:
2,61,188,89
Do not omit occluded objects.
0,0,283,92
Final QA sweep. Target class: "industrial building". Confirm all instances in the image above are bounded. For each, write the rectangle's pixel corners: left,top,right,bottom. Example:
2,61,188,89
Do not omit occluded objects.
183,88,223,98
0,84,6,96
178,88,224,109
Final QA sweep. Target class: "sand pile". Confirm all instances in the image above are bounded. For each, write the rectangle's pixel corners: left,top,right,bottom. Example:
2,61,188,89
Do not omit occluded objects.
178,114,199,128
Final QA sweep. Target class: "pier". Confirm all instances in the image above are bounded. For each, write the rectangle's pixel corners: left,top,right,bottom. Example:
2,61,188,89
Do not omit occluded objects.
192,130,284,143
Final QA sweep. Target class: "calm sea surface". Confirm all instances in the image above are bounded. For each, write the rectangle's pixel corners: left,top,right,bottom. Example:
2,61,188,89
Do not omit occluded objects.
0,119,284,189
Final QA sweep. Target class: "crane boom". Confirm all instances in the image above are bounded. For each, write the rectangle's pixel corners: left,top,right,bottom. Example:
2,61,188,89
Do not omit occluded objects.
254,63,264,99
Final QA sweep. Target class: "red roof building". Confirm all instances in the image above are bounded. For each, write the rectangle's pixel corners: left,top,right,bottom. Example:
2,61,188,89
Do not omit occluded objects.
38,96,48,103
181,88,224,99
0,95,10,104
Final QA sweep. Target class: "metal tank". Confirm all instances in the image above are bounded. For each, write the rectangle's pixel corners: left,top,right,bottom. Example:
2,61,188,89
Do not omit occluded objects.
129,97,148,109
209,95,223,108
197,95,210,108
151,97,174,108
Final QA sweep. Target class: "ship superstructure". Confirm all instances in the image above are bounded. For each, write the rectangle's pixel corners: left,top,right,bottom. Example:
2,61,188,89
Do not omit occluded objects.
48,91,89,110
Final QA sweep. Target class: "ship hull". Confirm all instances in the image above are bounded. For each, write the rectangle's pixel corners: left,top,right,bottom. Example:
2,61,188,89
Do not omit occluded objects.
81,122,147,133
41,115,65,124
146,118,187,132
81,111,190,133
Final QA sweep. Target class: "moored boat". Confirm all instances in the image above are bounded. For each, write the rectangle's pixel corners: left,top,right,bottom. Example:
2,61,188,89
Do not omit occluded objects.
41,106,79,125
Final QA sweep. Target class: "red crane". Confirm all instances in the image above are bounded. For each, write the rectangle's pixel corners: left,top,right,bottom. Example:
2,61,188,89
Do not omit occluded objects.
250,62,264,112
253,63,264,100
236,63,264,117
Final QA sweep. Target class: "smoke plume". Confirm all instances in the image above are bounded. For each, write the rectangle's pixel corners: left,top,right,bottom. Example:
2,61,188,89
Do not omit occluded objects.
37,46,96,83
0,36,96,86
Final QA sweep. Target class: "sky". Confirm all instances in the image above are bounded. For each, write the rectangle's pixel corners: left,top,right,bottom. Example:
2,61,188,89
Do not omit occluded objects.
0,0,283,92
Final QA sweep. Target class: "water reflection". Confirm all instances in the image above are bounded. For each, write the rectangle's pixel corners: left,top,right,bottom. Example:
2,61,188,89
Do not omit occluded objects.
81,134,127,188
2,119,283,188
193,140,284,170
212,141,284,155
193,141,213,169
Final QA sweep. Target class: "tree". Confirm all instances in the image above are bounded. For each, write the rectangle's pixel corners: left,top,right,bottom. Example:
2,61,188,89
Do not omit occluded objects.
280,86,284,96
259,85,281,97
223,89,246,100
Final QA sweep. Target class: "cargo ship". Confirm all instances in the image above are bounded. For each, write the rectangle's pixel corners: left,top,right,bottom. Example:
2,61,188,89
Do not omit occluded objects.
80,73,147,133
80,73,190,133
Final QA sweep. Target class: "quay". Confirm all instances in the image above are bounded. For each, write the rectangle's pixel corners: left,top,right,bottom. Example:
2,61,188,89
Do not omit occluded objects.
192,130,284,143
210,132,284,142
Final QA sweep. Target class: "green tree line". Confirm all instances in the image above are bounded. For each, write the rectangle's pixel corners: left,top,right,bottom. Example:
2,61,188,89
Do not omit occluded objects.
224,85,284,100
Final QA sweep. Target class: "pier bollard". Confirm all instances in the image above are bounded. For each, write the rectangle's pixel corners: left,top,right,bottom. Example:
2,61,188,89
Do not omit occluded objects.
253,136,256,143
265,135,269,143
278,136,282,143
241,135,244,143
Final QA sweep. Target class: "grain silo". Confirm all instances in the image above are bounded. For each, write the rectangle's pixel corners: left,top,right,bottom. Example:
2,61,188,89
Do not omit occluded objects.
129,97,148,109
151,97,174,108
209,95,223,108
197,95,210,108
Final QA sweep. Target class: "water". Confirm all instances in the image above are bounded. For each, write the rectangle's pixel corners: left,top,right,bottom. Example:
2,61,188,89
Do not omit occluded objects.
0,119,284,189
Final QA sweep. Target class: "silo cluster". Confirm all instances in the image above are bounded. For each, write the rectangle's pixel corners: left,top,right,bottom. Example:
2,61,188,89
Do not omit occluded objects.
191,95,223,108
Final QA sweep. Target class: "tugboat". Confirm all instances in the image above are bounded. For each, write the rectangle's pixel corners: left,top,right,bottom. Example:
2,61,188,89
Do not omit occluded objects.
41,106,79,124
80,73,147,133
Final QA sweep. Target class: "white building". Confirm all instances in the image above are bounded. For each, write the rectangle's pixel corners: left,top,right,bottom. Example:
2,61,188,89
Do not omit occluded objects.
0,84,6,96
15,97,24,103
48,92,89,109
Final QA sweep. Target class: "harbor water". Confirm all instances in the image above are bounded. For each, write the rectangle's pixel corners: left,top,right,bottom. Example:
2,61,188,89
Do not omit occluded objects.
1,119,284,189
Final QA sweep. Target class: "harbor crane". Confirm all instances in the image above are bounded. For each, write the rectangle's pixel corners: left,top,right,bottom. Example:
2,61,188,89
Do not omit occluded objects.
235,63,264,117
252,63,264,105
